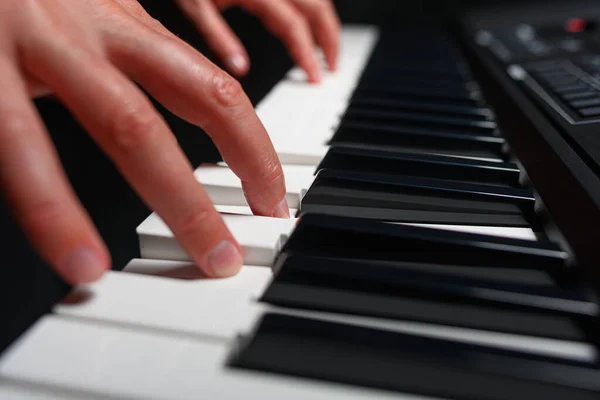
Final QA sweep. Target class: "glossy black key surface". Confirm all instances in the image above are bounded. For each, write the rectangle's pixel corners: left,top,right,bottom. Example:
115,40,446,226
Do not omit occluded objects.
562,90,598,100
570,97,600,108
343,108,498,136
281,213,567,271
349,95,494,119
354,86,477,104
261,254,596,339
330,122,505,160
357,73,470,92
231,313,600,400
552,83,590,95
578,106,600,117
299,169,535,226
357,81,473,99
316,145,521,187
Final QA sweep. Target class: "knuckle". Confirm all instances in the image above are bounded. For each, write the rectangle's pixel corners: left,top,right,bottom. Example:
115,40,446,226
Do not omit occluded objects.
211,71,245,109
106,104,162,153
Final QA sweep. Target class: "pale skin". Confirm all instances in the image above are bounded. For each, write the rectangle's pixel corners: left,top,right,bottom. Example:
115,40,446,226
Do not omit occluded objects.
0,0,340,284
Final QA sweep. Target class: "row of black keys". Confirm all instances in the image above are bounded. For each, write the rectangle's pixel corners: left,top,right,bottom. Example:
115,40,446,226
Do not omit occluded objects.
292,33,539,229
230,213,600,400
229,32,599,400
229,32,600,399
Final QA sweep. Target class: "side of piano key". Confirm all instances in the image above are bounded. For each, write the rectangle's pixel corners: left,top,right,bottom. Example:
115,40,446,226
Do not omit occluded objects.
137,210,297,265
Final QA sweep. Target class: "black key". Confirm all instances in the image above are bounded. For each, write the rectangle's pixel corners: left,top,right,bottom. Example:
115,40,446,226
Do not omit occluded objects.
542,76,581,88
570,97,600,108
360,63,464,80
263,254,596,339
330,122,505,160
281,213,566,271
299,170,535,226
357,80,471,98
353,86,479,107
355,86,476,104
578,106,600,117
343,108,498,136
359,70,468,87
563,91,598,100
349,96,494,119
316,145,521,187
553,83,590,95
231,313,600,400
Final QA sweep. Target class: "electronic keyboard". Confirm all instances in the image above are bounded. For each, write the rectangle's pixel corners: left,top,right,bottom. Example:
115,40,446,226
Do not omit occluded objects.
3,1,600,399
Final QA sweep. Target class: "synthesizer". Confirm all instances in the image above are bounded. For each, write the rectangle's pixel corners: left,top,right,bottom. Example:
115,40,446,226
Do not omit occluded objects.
3,1,600,400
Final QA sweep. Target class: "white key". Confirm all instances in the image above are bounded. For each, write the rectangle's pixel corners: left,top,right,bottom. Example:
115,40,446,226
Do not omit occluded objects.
256,27,380,165
214,204,298,215
121,259,271,296
54,262,271,340
257,26,380,144
0,385,67,400
53,261,593,361
0,316,406,400
194,164,315,209
137,212,297,264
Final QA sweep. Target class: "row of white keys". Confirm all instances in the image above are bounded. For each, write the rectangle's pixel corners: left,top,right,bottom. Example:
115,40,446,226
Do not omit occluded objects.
0,258,594,400
52,260,595,361
0,315,406,400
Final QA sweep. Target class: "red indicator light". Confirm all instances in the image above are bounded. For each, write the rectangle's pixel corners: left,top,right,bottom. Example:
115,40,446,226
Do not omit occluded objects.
566,18,587,33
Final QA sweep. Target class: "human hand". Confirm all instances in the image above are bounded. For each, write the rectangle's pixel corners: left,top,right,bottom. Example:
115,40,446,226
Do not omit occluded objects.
175,0,341,82
0,0,288,284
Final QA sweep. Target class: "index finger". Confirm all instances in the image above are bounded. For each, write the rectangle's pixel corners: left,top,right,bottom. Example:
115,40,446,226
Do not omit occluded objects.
104,20,290,219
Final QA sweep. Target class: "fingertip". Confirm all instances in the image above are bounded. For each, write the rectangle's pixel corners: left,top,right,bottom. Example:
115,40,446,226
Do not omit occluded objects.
307,66,322,83
225,54,250,77
327,55,338,72
272,197,291,219
204,239,243,278
56,245,110,285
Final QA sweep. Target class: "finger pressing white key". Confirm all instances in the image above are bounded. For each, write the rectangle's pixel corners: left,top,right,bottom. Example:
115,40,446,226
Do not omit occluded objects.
137,212,297,265
194,164,316,209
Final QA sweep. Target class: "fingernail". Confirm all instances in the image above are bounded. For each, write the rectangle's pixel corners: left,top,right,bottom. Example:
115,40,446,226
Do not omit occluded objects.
206,240,243,278
227,54,248,75
272,198,290,219
57,247,106,284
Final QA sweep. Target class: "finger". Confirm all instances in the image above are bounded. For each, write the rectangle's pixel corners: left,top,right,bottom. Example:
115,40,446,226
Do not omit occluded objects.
175,0,249,76
21,28,244,278
239,0,321,83
26,74,53,98
0,57,109,284
291,0,340,71
105,20,289,220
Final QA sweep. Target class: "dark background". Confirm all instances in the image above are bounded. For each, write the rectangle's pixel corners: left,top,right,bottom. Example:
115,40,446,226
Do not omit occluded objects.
0,0,547,353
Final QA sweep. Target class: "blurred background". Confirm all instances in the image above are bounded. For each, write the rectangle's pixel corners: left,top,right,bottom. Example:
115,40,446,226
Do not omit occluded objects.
0,0,550,352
